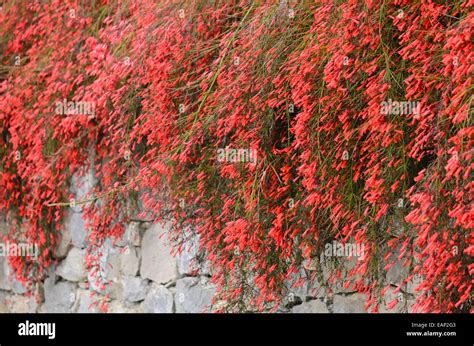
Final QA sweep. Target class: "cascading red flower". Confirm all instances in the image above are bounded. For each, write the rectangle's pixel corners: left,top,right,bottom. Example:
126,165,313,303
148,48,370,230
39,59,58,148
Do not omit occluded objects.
0,0,472,312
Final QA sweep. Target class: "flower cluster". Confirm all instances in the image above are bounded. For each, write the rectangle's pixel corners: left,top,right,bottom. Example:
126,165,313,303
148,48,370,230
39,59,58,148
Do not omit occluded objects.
0,0,472,312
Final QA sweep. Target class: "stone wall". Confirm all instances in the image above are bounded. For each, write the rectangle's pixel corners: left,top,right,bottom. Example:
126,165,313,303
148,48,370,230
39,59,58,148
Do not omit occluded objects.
0,170,420,314
0,220,419,313
0,218,216,313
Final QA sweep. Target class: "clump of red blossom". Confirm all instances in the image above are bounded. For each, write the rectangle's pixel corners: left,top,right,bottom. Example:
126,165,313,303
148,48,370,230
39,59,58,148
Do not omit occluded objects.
0,0,472,312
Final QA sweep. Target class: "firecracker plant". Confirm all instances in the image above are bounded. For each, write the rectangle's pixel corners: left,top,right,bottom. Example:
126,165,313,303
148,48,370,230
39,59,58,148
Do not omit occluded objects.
0,0,472,312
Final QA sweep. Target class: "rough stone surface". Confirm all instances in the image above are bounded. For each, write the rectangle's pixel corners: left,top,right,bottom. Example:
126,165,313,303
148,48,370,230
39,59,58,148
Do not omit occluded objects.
407,298,417,313
322,256,359,294
65,211,87,249
141,223,178,284
5,294,38,313
87,241,122,298
407,275,424,295
287,269,325,299
105,246,121,280
307,279,325,298
287,273,309,299
73,288,98,313
130,223,142,247
333,294,367,313
120,246,140,276
385,247,409,286
56,226,72,258
57,248,86,282
107,300,142,313
1,169,427,315
0,291,8,312
0,219,7,235
87,270,102,294
177,235,199,275
0,257,12,291
386,261,409,285
11,279,27,295
200,260,211,276
34,284,45,305
143,284,174,313
379,287,407,313
292,299,329,313
175,277,215,313
122,276,149,303
113,222,141,248
70,167,97,212
43,277,76,313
